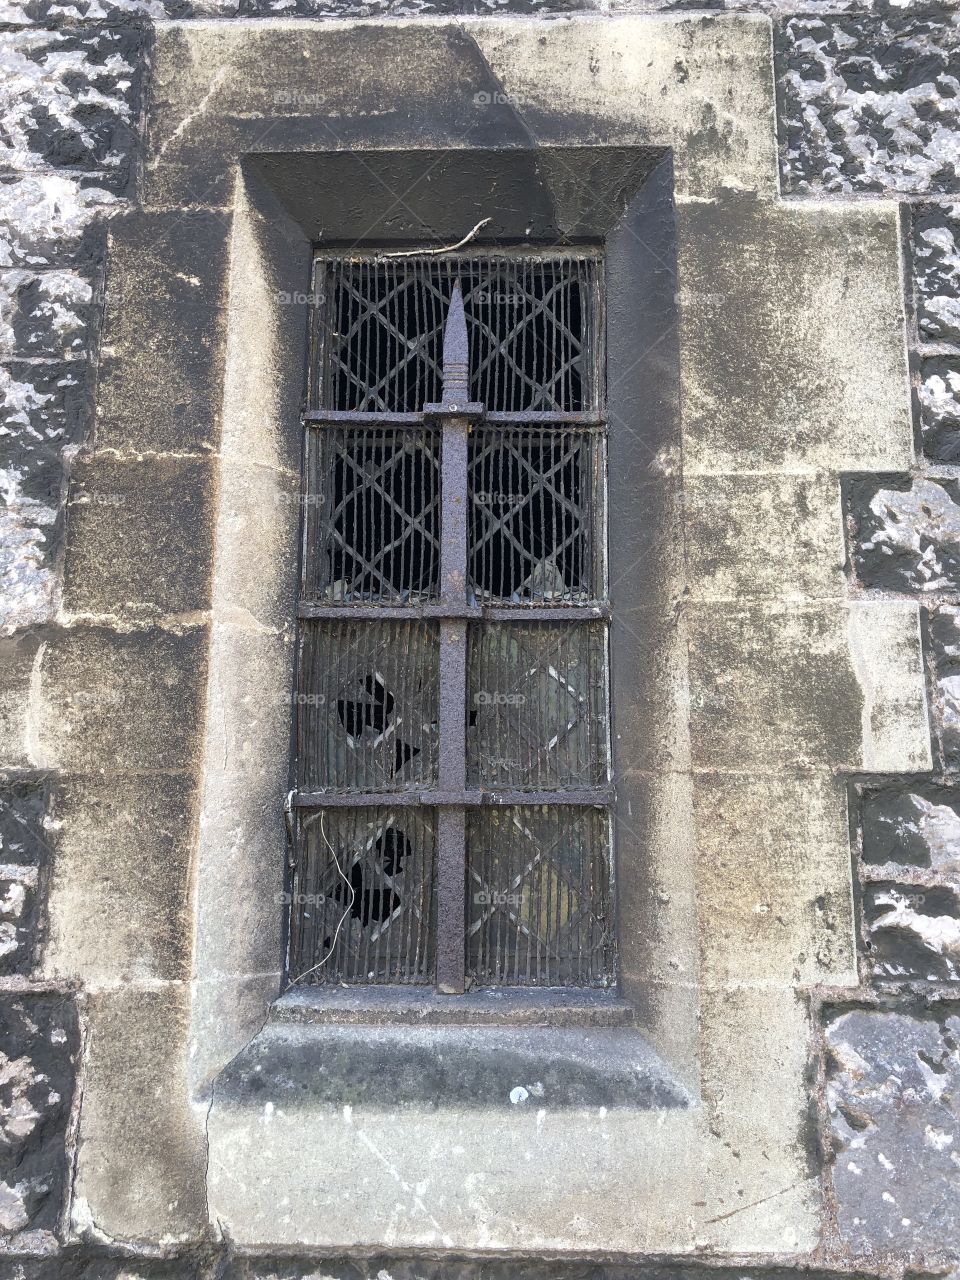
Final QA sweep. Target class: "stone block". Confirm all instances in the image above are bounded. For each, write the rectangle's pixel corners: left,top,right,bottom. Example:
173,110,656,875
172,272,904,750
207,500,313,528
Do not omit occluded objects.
678,197,911,474
62,454,215,620
44,774,197,984
919,357,960,463
861,783,960,874
694,772,856,986
74,985,207,1242
928,605,960,772
0,994,78,1241
862,881,960,982
849,477,960,593
913,203,960,345
0,28,145,193
688,602,929,773
826,1006,960,1255
0,268,97,362
36,625,208,773
0,633,42,767
780,12,960,196
0,174,111,271
685,473,845,602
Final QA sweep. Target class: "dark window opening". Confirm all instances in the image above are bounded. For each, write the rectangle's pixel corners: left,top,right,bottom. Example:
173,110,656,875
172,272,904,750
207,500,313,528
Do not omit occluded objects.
289,249,613,992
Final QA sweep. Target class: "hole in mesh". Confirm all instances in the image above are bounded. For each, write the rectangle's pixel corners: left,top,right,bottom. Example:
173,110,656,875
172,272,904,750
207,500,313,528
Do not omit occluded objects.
337,673,394,740
329,827,412,927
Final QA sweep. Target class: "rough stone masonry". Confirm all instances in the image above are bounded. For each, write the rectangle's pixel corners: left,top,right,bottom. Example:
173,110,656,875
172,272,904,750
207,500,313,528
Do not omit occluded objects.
0,0,959,1276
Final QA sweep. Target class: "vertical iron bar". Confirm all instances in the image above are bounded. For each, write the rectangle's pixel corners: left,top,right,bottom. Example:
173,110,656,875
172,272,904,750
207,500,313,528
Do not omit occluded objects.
431,281,475,994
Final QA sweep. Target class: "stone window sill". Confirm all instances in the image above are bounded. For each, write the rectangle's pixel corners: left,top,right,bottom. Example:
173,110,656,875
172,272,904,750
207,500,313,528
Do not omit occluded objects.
212,986,690,1111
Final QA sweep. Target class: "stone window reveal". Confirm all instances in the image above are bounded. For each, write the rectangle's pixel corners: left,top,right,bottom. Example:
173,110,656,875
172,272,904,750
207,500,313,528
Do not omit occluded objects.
289,251,613,993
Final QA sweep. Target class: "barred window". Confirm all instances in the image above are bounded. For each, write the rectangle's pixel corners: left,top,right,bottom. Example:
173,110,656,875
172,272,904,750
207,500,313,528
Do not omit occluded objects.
288,252,613,992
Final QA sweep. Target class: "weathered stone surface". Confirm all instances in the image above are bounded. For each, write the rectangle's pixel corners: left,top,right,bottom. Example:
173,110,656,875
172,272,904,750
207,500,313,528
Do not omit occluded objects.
0,864,40,977
0,994,78,1242
0,777,50,867
685,473,845,602
861,783,960,872
862,880,960,982
849,477,960,592
688,602,928,773
1,361,91,633
694,772,856,985
913,202,960,345
62,454,215,619
678,197,911,475
920,357,960,462
0,270,97,363
74,985,207,1242
44,774,196,984
780,12,960,196
35,625,208,772
0,634,43,767
826,1006,960,1256
0,29,144,193
0,176,112,271
95,211,230,455
928,605,960,772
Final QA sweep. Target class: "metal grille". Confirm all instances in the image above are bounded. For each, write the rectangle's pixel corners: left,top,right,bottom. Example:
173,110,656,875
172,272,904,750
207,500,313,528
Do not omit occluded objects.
467,623,608,789
313,255,601,414
297,620,439,793
290,807,436,984
291,248,613,993
467,806,613,987
469,427,604,604
302,426,441,605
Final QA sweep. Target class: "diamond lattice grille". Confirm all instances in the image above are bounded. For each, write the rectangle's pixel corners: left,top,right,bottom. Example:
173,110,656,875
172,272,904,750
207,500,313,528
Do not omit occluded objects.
467,622,608,789
292,248,613,991
466,806,612,987
315,256,600,414
290,808,436,984
469,426,604,604
303,426,441,605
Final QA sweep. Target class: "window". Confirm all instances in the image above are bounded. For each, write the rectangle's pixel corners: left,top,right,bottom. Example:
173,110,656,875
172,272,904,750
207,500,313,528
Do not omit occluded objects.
287,252,613,993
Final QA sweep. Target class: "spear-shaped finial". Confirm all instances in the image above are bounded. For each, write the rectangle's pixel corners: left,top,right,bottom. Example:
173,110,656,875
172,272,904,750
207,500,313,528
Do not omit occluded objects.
423,278,483,420
439,279,470,410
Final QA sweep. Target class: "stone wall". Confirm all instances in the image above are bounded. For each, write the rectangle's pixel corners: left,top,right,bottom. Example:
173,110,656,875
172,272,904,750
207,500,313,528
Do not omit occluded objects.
0,0,958,1274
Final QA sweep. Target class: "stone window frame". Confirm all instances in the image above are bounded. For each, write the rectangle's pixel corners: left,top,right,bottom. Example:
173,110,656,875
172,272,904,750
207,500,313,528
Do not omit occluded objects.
38,15,927,1251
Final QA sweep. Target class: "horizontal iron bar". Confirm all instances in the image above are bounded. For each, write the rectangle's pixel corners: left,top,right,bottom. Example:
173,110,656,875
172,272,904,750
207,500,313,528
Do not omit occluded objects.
294,788,613,808
303,410,605,428
298,603,611,621
313,246,604,264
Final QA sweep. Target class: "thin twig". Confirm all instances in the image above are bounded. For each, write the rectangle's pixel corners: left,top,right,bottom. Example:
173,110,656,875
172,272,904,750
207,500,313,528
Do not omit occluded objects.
378,218,492,259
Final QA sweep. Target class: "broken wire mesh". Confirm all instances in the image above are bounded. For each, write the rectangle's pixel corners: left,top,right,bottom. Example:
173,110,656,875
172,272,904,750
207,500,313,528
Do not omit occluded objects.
290,807,436,984
297,620,439,793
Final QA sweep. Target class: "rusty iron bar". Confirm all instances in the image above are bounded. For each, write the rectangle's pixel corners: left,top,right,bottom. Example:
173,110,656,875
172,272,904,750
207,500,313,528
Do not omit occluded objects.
292,788,614,808
423,281,485,995
297,604,611,621
305,409,605,427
